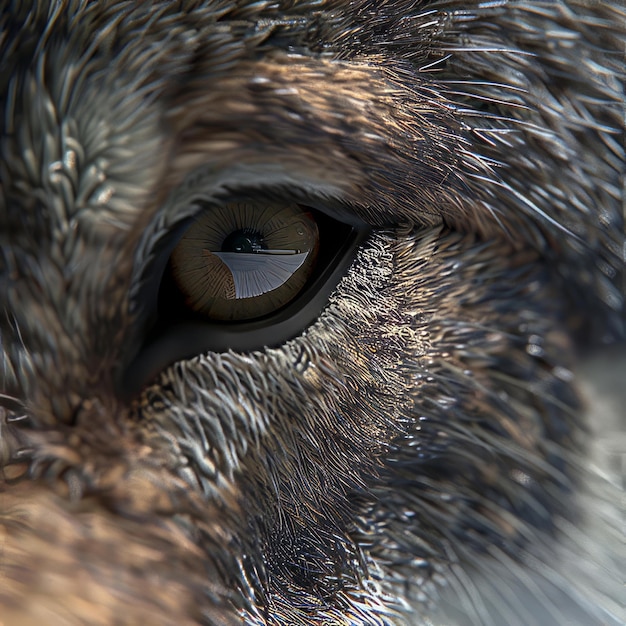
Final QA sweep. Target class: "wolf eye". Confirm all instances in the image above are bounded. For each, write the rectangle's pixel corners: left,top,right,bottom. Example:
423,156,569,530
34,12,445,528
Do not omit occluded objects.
168,203,319,321
119,199,369,397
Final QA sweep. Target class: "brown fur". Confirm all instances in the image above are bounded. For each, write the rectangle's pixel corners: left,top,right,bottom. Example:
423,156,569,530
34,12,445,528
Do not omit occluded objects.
0,1,624,624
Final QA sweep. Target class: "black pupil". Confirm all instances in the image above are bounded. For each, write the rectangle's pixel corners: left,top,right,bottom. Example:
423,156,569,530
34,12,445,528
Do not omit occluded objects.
222,228,266,253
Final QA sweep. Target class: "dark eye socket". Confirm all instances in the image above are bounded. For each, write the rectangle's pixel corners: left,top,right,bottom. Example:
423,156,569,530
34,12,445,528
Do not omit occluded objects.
118,199,369,398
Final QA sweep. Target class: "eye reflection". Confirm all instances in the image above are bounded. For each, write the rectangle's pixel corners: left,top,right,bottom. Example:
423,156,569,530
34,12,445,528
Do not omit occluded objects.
169,202,319,321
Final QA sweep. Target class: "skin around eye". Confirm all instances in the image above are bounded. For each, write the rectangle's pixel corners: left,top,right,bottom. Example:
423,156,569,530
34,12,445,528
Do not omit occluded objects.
169,202,319,321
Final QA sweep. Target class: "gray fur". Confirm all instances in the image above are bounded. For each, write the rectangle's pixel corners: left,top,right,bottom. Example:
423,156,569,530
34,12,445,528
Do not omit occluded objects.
0,1,624,624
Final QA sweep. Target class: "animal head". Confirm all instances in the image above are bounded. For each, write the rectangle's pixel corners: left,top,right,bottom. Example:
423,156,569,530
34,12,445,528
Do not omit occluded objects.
0,1,623,624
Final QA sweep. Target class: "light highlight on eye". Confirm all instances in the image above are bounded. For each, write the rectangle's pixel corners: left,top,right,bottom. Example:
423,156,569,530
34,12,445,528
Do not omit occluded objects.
169,203,319,321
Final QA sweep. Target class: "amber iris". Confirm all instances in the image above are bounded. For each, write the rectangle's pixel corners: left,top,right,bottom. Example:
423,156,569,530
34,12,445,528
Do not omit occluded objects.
170,203,319,321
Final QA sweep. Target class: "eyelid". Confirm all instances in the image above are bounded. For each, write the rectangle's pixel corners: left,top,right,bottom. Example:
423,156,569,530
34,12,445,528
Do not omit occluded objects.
117,209,369,399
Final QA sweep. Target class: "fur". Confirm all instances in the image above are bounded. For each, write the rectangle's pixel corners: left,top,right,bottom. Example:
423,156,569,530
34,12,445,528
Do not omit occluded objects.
0,1,624,624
